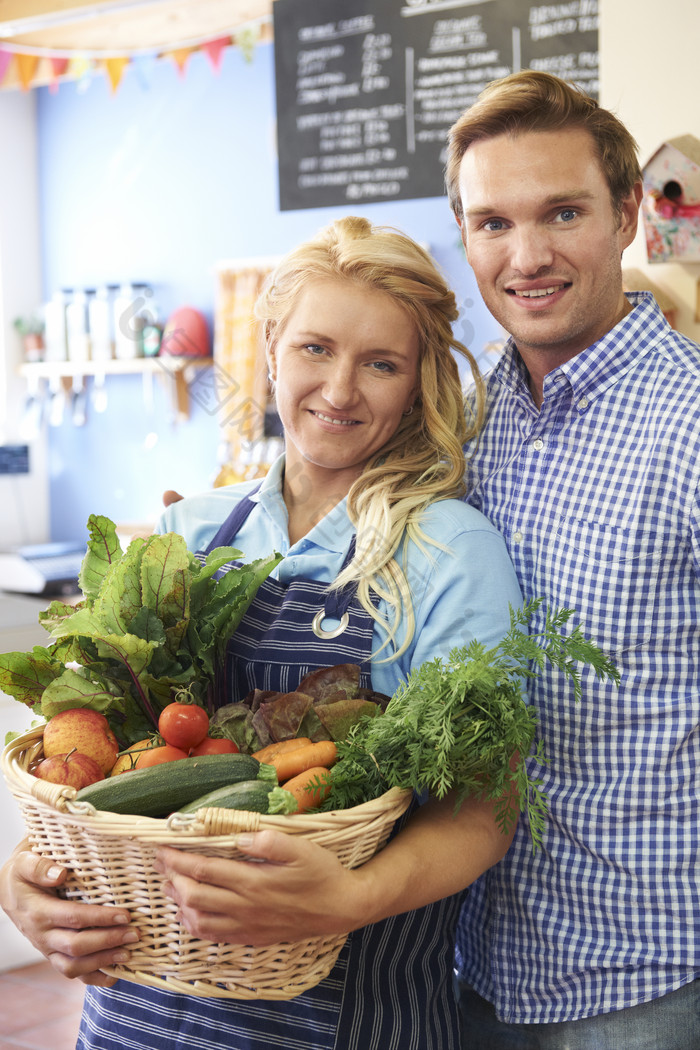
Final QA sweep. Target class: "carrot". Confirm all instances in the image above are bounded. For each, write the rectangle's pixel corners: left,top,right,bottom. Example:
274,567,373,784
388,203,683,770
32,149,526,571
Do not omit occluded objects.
273,740,338,783
252,737,312,764
283,766,332,813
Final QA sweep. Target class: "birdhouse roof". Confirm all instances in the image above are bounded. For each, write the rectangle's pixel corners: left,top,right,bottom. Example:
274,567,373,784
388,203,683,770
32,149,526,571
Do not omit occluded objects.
644,134,700,170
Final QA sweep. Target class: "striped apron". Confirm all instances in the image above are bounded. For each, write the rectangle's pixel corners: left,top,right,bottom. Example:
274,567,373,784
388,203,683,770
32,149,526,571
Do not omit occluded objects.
78,492,464,1050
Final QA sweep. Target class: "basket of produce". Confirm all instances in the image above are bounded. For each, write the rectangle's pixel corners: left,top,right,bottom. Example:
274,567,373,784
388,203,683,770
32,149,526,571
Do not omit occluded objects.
1,725,412,1000
0,515,619,999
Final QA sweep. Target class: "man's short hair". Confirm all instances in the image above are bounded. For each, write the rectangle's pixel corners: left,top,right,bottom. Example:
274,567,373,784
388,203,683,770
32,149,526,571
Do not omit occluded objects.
445,70,641,220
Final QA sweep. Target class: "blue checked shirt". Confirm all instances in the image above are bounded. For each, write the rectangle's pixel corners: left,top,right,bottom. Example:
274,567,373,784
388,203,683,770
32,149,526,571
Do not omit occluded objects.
456,293,700,1023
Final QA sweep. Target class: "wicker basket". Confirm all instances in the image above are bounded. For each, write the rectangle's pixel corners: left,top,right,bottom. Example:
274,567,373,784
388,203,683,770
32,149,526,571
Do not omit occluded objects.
2,726,411,1000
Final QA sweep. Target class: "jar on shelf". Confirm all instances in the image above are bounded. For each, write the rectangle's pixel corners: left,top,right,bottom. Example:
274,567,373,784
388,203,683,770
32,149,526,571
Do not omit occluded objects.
43,289,70,363
66,289,93,362
113,282,153,359
88,285,116,362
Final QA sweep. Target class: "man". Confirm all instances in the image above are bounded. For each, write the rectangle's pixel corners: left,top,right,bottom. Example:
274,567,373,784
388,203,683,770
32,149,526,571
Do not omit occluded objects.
445,70,700,1048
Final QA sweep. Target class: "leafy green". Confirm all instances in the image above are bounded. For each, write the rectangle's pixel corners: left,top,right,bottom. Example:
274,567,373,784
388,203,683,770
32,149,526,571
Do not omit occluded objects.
208,663,389,753
0,514,281,745
322,600,620,848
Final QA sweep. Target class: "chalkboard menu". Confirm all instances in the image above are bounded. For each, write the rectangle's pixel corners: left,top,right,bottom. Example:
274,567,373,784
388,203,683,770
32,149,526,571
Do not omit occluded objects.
273,0,599,211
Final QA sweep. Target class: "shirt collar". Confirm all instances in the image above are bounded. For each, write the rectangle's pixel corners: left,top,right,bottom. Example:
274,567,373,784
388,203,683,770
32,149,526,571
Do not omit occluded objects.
492,292,666,406
252,453,353,555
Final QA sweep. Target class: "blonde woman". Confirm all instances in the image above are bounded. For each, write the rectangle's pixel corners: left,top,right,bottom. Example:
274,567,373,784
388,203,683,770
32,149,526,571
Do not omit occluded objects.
1,217,522,1050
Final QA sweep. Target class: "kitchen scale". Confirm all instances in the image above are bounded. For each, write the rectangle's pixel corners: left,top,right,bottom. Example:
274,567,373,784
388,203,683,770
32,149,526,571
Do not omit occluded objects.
0,541,85,596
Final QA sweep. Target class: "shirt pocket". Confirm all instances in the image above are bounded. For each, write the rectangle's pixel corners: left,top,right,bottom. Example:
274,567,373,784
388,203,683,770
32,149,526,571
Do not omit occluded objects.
543,518,668,652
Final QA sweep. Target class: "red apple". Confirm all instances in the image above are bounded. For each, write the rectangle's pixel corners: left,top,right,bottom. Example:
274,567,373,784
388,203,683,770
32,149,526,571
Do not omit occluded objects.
43,708,119,774
33,750,104,789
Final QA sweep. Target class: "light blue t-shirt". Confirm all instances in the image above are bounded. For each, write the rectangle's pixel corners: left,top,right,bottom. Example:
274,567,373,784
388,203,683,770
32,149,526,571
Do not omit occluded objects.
158,455,523,697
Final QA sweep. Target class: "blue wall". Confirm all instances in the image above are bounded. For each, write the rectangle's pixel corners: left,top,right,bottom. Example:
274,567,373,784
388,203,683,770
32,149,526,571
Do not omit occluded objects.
37,41,501,542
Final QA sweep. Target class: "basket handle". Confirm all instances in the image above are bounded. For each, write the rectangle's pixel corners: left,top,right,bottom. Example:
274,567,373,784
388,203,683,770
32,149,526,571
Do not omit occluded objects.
29,777,78,810
167,807,263,836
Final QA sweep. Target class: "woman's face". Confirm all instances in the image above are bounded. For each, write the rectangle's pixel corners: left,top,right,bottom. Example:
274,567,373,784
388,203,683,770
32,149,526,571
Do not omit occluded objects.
268,277,420,489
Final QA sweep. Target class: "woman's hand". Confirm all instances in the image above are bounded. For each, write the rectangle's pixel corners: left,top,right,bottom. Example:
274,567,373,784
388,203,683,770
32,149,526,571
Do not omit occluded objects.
0,839,139,985
153,790,516,947
154,832,369,946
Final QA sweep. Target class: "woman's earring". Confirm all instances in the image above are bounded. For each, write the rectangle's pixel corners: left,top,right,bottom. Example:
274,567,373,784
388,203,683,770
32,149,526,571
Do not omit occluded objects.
403,404,414,416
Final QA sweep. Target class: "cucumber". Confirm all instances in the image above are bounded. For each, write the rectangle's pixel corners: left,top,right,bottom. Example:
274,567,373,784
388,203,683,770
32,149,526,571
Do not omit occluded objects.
177,779,275,815
75,753,272,817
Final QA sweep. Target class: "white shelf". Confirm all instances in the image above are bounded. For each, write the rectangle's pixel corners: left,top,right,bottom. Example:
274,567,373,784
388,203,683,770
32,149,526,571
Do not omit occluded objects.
19,356,213,420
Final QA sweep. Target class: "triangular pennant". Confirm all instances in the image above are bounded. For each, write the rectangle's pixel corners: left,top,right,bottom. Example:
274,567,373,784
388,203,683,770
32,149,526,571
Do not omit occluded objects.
69,55,91,79
131,51,156,91
202,36,230,73
236,25,261,64
15,52,39,91
0,48,13,85
167,47,194,77
48,55,69,93
69,54,93,93
104,55,129,93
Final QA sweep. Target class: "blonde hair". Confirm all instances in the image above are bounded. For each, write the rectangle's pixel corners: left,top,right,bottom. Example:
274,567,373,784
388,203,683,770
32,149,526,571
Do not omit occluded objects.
255,216,485,658
446,70,641,222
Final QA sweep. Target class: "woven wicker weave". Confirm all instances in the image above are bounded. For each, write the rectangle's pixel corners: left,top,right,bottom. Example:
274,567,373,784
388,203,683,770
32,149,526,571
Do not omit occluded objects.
2,726,411,1000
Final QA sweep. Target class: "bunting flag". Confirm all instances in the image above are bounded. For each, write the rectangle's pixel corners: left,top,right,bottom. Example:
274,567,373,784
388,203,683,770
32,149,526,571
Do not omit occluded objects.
167,46,195,78
0,48,12,86
104,55,130,93
69,54,93,94
131,51,157,91
0,24,261,94
202,36,231,73
49,56,69,94
15,53,39,91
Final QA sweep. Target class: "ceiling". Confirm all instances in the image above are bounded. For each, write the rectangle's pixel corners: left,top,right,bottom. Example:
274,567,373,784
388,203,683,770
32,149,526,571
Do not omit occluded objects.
0,0,274,53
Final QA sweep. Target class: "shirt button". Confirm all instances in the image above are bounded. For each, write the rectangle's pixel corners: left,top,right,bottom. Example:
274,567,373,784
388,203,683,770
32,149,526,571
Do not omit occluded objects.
533,438,544,451
577,396,589,410
513,531,524,544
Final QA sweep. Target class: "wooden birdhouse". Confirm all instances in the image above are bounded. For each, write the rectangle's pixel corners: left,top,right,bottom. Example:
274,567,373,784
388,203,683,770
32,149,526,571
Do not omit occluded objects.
641,135,700,263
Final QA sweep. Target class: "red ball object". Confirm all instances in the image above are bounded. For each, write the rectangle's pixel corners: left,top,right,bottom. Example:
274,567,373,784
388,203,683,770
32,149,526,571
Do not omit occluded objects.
159,306,210,357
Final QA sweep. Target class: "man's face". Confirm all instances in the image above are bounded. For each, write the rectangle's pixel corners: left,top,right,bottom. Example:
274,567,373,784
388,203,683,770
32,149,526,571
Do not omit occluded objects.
457,127,640,365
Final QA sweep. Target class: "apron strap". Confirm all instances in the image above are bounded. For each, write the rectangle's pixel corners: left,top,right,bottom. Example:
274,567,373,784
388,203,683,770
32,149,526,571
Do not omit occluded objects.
324,536,357,618
202,485,360,622
202,486,261,554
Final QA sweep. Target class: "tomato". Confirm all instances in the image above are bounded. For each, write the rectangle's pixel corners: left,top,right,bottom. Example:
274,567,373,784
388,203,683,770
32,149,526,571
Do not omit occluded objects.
134,744,188,769
158,702,209,750
189,736,240,756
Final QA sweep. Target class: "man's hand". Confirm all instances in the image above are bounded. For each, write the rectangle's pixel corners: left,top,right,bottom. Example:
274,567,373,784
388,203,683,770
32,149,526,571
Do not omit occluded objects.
162,490,184,507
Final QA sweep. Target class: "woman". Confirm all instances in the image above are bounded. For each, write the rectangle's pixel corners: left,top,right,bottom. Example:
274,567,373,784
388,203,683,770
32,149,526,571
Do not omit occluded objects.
0,217,522,1050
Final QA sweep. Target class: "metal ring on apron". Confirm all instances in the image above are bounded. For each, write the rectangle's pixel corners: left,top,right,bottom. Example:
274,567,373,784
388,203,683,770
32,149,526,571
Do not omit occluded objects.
312,610,350,639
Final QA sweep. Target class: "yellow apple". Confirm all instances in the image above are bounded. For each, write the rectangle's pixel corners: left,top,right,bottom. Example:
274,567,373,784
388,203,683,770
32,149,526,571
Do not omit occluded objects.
34,749,104,789
43,708,119,774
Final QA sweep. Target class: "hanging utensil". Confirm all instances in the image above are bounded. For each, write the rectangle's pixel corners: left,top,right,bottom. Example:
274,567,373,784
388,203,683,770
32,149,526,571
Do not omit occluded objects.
92,372,108,412
48,374,66,427
71,374,87,426
19,373,44,440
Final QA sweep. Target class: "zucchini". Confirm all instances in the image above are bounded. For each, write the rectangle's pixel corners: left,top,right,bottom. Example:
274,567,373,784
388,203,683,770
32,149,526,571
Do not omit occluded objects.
75,753,274,817
178,779,275,815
